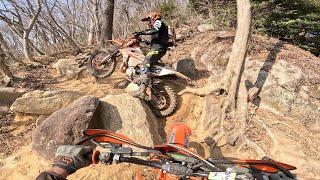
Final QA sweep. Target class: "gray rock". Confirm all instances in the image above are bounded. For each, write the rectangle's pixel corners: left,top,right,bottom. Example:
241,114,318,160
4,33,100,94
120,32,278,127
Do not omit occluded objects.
172,58,197,79
197,24,215,32
11,90,83,115
245,57,320,127
53,58,87,79
99,94,163,146
260,86,296,114
32,96,100,158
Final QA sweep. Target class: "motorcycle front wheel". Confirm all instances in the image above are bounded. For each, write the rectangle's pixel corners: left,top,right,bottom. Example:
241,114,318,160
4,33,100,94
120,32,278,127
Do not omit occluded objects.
88,51,117,78
148,84,177,117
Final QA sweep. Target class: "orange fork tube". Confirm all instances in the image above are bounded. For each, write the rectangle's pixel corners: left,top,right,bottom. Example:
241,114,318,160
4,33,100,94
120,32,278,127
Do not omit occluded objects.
158,170,179,180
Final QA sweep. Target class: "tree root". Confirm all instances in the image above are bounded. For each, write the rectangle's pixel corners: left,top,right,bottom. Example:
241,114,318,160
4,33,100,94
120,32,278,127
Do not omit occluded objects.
243,135,266,158
236,136,266,158
237,141,247,157
266,118,297,138
178,81,222,96
94,78,107,96
269,120,293,130
256,116,278,156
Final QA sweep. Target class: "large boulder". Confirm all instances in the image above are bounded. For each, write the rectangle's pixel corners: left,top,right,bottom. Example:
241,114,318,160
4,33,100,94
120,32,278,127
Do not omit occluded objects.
99,94,163,146
10,90,83,115
0,87,27,115
245,58,320,128
32,96,100,158
172,58,197,79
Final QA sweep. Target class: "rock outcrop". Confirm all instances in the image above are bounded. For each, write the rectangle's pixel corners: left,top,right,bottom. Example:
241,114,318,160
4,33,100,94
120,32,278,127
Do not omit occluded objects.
32,93,163,158
164,30,320,178
32,96,100,158
171,31,320,130
244,45,320,129
11,90,83,115
99,94,162,146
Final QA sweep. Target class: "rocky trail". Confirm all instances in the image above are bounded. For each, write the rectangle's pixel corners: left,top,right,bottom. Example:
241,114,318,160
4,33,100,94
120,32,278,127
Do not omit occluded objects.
0,27,320,179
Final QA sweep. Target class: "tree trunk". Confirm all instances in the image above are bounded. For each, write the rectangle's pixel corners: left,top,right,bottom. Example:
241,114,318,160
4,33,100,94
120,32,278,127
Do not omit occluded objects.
98,0,114,48
222,0,251,110
30,40,45,56
23,32,34,63
180,0,252,99
178,0,252,144
93,0,101,44
0,45,13,80
23,0,42,63
88,17,95,46
0,32,18,63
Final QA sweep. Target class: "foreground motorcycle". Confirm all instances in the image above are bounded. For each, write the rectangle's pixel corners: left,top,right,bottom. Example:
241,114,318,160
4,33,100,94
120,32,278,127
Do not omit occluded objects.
77,124,296,180
86,35,191,117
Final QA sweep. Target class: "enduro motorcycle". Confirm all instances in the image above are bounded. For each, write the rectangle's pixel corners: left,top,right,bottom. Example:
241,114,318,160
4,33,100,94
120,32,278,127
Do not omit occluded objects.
77,124,297,180
87,35,192,117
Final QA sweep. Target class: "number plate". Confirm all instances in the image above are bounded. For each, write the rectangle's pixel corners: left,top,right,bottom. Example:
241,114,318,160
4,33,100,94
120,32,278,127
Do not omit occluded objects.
208,172,237,180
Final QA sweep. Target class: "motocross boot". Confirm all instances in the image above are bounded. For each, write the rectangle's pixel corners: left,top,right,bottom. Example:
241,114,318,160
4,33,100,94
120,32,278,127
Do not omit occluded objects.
130,74,150,99
130,84,147,99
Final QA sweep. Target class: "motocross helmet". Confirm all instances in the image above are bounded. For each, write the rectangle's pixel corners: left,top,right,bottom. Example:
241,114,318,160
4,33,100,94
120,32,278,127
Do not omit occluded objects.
141,11,161,22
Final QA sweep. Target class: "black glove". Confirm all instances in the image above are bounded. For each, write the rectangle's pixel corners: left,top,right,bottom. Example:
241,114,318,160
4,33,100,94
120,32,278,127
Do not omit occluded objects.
132,31,142,36
52,145,93,175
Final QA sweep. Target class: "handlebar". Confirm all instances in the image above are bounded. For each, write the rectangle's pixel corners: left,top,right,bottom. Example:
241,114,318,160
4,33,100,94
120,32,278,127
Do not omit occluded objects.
95,150,209,177
78,130,296,180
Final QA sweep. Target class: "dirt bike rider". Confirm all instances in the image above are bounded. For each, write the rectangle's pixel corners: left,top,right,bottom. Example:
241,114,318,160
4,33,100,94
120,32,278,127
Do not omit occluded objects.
130,11,170,99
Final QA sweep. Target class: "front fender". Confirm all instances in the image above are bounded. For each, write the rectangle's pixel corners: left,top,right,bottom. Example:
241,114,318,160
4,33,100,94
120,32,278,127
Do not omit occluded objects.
151,66,192,82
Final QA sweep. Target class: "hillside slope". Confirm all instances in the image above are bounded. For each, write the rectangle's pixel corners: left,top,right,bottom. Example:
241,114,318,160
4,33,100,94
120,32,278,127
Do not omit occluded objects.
165,29,320,178
0,28,319,179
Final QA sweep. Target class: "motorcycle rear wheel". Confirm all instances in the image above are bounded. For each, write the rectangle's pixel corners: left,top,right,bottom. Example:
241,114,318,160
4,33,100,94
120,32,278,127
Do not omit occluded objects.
88,51,116,78
148,85,177,117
